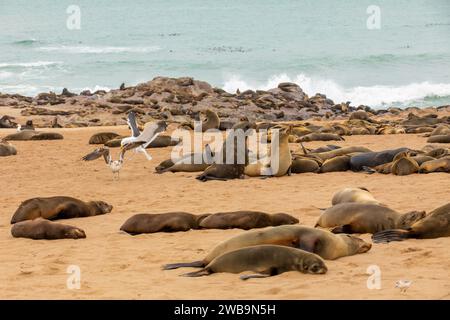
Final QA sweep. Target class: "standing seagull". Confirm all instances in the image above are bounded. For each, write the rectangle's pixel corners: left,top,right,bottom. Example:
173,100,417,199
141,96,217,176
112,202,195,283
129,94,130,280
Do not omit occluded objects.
122,112,167,160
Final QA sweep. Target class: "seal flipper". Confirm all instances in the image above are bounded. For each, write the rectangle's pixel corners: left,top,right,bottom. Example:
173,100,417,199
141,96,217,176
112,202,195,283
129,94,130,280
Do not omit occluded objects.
240,274,271,281
331,224,353,234
162,260,204,270
372,229,411,243
298,235,320,254
361,166,376,174
181,268,212,277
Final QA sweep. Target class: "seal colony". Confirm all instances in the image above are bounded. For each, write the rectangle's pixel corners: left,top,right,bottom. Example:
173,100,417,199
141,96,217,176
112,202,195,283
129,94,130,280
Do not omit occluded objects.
0,76,449,297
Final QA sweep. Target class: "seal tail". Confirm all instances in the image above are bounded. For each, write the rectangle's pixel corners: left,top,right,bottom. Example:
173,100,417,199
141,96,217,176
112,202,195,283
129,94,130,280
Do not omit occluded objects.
162,261,204,270
372,229,412,243
181,268,211,277
361,166,376,174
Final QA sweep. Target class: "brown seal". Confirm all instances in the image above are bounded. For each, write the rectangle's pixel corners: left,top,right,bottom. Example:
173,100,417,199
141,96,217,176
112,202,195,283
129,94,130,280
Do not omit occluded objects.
373,203,450,242
300,133,344,142
195,109,220,132
11,218,86,240
181,245,328,279
391,152,419,175
308,146,372,161
120,212,210,234
11,196,113,224
315,203,426,234
0,140,17,157
244,126,292,177
163,225,371,270
3,130,63,141
156,145,214,173
199,211,299,230
291,157,320,173
419,156,450,173
319,155,350,173
331,187,380,206
427,135,450,143
88,132,120,144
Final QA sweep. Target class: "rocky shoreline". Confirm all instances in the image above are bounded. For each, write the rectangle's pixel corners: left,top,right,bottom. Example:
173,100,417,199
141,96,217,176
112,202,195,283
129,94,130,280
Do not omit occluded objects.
1,76,450,129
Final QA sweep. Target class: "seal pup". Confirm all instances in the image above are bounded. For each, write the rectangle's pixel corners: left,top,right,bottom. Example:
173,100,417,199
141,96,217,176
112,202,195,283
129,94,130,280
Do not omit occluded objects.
291,157,320,173
391,152,419,175
0,139,17,157
120,212,211,234
163,225,371,270
199,211,299,230
315,203,426,234
11,196,113,223
11,218,86,240
17,120,35,131
181,245,327,279
373,203,450,242
418,156,450,173
331,187,380,206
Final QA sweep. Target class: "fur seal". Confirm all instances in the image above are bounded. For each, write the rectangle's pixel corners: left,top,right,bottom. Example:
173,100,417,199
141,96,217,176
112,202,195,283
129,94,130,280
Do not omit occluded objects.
419,156,450,173
291,157,320,173
244,126,292,177
11,196,113,224
163,225,371,271
300,133,344,142
89,132,120,144
315,203,426,234
11,218,86,240
199,211,299,230
373,203,450,242
120,212,210,234
391,152,419,175
308,146,372,161
104,135,178,148
427,135,450,143
156,145,214,173
350,147,409,171
181,245,328,279
0,140,17,157
3,130,63,141
196,109,220,132
319,155,350,173
331,187,380,206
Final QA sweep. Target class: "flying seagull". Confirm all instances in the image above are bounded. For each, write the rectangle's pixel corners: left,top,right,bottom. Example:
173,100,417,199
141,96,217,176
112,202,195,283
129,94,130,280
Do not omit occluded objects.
82,145,134,180
121,112,167,160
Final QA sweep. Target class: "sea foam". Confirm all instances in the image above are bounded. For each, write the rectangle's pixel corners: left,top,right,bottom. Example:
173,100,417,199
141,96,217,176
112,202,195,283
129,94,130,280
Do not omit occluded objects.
223,74,450,108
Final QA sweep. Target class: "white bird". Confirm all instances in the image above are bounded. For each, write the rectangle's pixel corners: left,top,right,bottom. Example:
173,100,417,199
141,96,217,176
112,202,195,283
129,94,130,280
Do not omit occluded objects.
121,112,167,160
82,146,130,180
395,280,412,293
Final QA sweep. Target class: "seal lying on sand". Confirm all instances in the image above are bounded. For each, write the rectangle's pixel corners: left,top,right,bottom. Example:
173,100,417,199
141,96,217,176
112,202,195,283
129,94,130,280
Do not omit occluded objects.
300,133,344,142
156,145,214,173
181,245,327,279
349,147,409,171
427,135,450,143
88,132,120,144
3,130,63,141
0,140,17,157
419,156,450,173
199,211,299,230
319,155,350,173
11,196,113,223
331,187,380,205
11,218,86,240
120,212,210,234
163,225,371,270
315,203,426,234
373,203,450,242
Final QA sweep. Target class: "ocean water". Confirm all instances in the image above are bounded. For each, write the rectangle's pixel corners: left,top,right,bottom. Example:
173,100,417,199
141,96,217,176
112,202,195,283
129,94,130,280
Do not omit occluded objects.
0,0,450,108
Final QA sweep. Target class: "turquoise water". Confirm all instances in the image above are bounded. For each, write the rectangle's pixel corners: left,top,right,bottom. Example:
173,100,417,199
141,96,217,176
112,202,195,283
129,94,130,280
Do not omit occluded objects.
1,0,450,108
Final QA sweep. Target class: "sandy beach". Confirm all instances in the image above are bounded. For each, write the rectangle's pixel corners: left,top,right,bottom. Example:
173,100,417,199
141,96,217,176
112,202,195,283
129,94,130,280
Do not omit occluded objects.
1,125,449,300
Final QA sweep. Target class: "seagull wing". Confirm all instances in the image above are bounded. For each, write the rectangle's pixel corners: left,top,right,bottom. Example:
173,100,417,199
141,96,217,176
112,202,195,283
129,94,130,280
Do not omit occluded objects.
136,121,166,143
127,111,140,137
82,147,110,164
